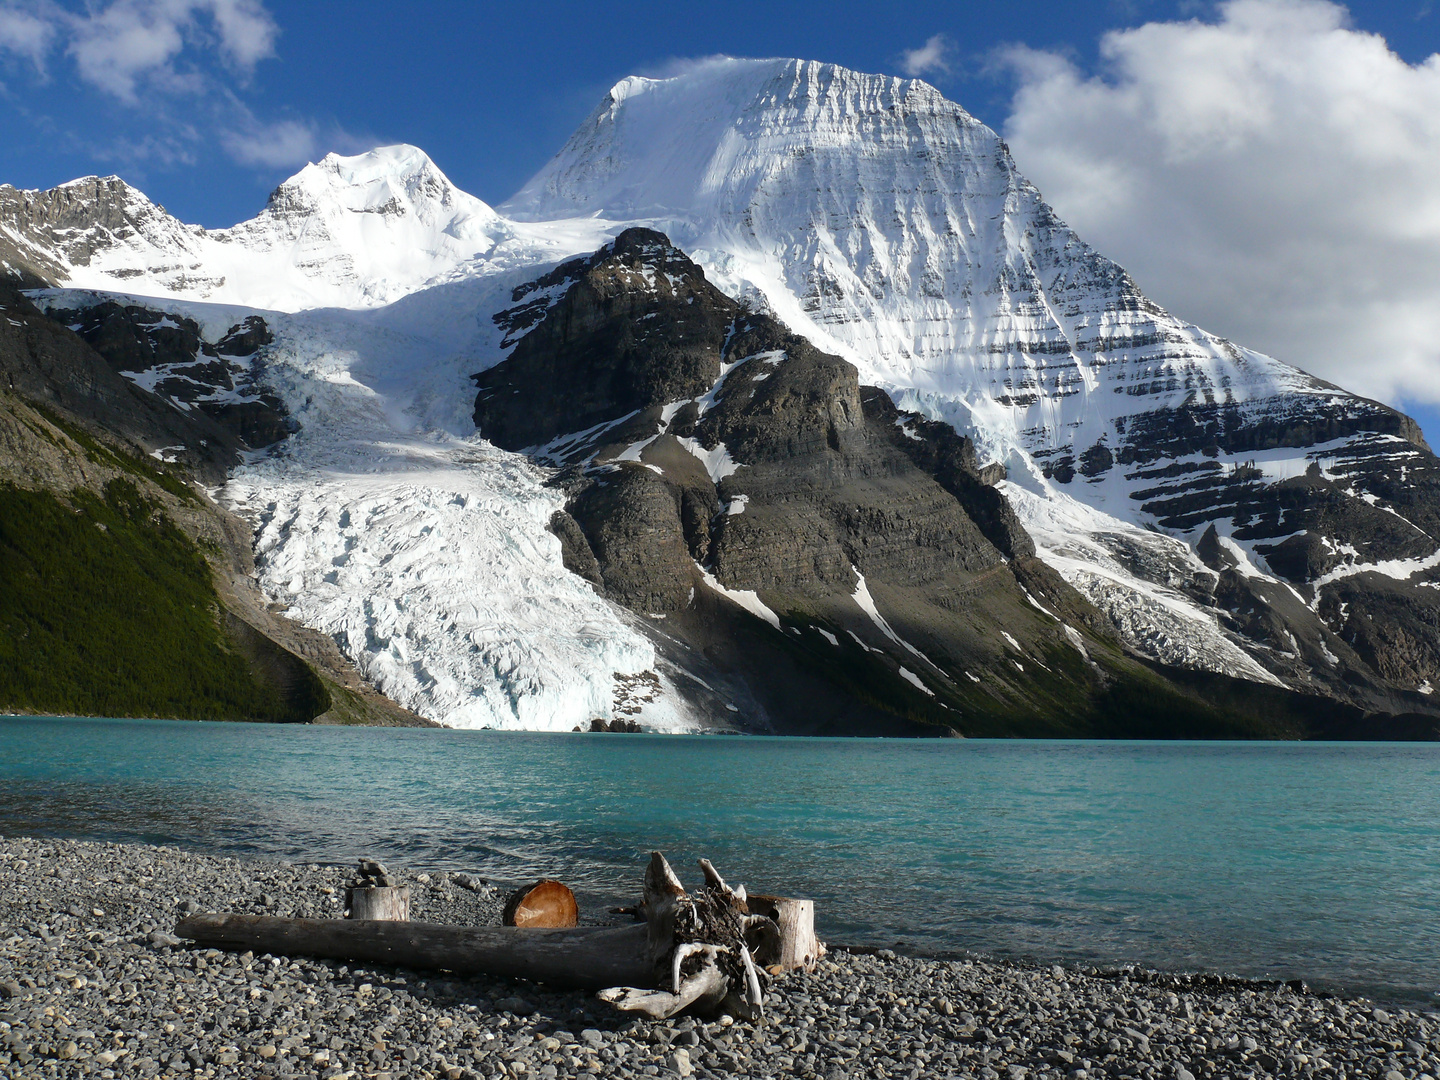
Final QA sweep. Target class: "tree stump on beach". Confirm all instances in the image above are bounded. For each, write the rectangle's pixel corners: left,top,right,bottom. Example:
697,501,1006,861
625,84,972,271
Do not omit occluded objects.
503,879,578,928
745,894,823,972
348,886,411,921
347,858,409,921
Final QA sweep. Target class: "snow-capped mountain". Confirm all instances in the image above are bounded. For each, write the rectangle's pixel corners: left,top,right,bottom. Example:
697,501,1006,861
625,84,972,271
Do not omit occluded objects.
5,58,1439,729
503,58,1440,706
1,146,513,310
505,59,1295,442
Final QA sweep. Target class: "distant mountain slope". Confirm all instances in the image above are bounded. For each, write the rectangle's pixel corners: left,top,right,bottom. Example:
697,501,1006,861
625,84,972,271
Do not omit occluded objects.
2,58,1438,730
0,147,510,310
0,281,427,725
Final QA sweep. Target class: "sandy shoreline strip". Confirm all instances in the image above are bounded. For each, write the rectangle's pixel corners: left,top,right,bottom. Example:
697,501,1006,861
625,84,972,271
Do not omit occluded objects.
2,836,1436,1080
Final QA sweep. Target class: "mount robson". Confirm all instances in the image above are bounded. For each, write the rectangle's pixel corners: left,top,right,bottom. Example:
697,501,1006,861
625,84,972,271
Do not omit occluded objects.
3,57,1439,738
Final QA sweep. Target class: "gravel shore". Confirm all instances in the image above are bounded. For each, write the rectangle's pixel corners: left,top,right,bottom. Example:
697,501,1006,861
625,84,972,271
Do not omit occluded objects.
2,836,1438,1080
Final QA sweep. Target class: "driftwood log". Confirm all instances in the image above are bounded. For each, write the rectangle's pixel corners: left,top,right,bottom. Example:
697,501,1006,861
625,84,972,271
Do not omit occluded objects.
597,854,771,1020
174,914,653,989
175,852,822,1021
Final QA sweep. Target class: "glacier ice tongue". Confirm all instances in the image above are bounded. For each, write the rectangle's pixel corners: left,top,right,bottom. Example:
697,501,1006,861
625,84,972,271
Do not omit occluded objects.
208,309,696,732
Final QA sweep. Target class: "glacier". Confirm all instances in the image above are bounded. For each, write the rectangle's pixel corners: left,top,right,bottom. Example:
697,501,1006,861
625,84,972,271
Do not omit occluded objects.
8,56,1438,725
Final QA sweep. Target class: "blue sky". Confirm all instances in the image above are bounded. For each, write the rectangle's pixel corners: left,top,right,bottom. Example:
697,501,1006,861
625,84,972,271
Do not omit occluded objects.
1,1,1432,222
2,0,1439,439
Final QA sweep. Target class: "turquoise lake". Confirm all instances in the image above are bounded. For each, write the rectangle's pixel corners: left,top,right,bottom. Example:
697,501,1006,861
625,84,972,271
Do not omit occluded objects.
3,717,1439,1006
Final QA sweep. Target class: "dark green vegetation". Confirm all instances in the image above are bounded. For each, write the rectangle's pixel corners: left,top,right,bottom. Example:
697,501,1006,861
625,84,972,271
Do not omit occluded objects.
0,479,328,721
0,280,425,727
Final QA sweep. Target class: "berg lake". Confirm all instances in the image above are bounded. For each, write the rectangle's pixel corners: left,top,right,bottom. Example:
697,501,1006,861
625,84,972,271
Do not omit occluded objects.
3,716,1439,1006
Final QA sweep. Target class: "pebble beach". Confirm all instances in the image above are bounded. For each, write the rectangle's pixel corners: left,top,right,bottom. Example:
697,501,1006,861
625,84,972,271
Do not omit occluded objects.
2,837,1437,1080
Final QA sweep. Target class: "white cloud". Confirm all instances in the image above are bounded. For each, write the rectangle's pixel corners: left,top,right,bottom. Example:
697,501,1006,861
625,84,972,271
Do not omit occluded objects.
203,0,275,67
1,1,330,174
901,34,950,77
218,104,374,170
219,116,316,168
0,1,278,100
64,0,278,101
1001,0,1440,407
0,4,54,71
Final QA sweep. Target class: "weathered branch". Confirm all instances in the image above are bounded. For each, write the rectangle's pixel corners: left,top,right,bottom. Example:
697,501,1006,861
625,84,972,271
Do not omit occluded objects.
598,957,728,1019
174,913,651,990
595,853,770,1020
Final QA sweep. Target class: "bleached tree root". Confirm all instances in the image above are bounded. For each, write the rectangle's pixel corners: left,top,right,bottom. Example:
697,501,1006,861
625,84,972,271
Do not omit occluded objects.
596,852,782,1020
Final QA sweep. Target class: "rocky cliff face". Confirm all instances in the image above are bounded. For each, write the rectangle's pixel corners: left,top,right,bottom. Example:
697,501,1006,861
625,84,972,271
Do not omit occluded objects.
46,301,291,450
476,230,1433,736
0,177,217,294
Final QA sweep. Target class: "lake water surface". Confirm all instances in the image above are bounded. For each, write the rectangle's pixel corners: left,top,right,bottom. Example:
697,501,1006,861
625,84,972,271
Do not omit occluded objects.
3,717,1438,1006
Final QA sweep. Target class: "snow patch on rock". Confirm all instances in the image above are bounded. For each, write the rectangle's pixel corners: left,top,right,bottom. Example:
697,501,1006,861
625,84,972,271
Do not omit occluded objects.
696,564,781,629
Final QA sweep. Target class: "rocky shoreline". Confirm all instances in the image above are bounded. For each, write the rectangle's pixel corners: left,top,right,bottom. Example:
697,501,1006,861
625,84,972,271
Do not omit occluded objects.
2,837,1436,1080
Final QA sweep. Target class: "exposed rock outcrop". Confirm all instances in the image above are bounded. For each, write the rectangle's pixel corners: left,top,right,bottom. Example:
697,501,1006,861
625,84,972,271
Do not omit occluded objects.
476,230,1426,736
46,300,291,450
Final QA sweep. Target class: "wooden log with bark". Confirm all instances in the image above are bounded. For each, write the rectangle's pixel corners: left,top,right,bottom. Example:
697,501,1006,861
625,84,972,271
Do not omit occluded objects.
174,914,653,989
174,851,822,1021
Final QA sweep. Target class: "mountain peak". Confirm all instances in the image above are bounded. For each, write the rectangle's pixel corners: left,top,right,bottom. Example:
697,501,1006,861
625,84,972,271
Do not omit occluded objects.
503,57,974,223
264,144,496,230
306,144,445,192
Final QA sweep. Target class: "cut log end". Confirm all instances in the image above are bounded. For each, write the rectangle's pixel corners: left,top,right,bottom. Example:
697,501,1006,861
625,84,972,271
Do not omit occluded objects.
502,879,578,929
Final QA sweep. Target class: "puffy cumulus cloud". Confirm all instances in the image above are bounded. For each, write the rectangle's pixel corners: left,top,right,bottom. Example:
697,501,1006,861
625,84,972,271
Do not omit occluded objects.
1001,0,1440,407
901,34,950,77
